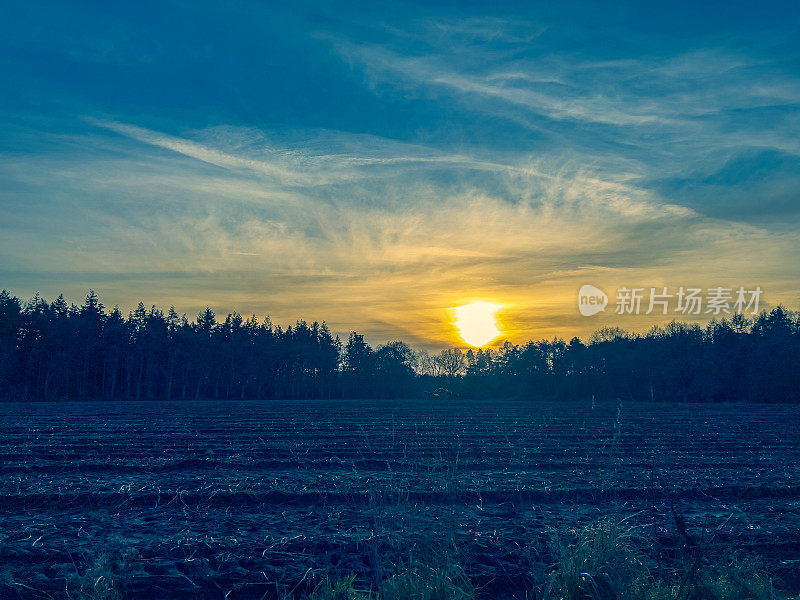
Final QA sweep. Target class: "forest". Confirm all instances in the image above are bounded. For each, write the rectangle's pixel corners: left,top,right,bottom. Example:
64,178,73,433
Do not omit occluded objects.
0,289,798,403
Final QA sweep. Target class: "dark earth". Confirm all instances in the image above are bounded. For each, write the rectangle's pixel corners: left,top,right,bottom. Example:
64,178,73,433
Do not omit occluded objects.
1,399,798,598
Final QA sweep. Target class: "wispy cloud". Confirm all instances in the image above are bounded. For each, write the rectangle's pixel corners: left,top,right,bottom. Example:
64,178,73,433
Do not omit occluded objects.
328,24,800,176
3,116,797,347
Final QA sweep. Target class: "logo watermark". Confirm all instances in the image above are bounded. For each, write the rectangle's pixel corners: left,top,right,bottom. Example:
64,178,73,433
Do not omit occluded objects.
578,285,609,316
578,285,763,316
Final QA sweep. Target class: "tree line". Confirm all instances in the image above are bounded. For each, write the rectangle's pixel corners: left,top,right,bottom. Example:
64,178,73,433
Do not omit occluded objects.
0,290,797,402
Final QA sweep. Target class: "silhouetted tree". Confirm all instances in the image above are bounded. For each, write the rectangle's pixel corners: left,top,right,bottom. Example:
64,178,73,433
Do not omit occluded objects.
0,290,796,403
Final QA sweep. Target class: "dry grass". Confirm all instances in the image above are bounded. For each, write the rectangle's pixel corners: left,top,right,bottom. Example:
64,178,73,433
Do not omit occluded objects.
381,559,474,600
544,518,655,600
65,554,127,600
304,575,374,600
297,560,474,600
542,517,792,600
50,515,794,600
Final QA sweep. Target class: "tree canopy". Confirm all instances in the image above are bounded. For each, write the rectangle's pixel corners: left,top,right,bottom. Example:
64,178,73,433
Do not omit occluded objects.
0,290,797,403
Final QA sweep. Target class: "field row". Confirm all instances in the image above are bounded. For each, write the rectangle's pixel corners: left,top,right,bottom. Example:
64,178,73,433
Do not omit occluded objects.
1,399,798,599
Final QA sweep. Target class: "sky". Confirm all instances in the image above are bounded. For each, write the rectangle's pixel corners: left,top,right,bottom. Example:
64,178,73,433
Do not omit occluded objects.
1,1,799,348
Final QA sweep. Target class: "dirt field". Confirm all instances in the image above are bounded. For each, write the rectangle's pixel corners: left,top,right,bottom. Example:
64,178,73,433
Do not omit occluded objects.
1,399,798,598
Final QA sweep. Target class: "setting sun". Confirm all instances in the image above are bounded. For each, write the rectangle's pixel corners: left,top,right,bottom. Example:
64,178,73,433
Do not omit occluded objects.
454,301,504,347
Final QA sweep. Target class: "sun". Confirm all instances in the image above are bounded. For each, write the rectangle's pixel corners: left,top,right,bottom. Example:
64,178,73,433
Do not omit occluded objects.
454,301,504,347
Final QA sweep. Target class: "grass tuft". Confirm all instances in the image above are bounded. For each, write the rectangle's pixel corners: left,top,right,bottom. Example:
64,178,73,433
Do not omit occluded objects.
66,554,126,600
543,518,792,600
545,518,650,600
305,575,374,600
381,560,474,600
297,554,475,600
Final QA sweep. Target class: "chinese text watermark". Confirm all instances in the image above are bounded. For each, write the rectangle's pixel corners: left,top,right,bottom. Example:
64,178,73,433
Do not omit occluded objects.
579,285,762,317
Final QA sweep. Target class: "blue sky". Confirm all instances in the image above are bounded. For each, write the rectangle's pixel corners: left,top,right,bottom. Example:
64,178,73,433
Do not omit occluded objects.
1,1,799,346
